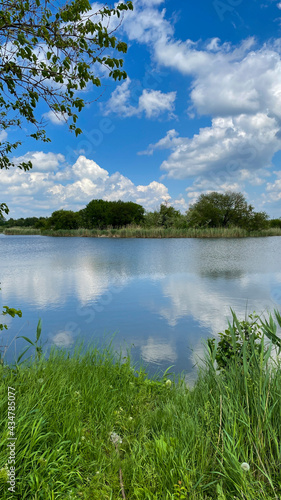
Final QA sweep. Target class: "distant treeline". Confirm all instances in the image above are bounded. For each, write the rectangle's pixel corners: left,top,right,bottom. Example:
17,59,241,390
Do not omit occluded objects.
1,192,281,232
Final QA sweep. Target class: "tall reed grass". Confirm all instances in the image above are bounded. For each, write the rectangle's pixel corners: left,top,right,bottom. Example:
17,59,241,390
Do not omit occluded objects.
4,225,279,238
1,311,281,499
41,226,251,238
3,227,41,235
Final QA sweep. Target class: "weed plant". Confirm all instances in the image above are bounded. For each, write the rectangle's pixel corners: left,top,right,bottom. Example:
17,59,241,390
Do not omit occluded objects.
1,311,281,499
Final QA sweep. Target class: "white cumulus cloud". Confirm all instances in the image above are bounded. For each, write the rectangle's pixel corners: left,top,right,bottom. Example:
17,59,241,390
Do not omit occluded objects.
265,170,281,202
47,155,171,207
13,151,65,172
121,2,281,211
141,114,281,179
1,153,175,217
103,78,176,119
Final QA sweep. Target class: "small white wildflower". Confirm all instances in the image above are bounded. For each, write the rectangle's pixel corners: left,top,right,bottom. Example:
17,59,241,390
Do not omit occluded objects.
241,462,250,471
165,379,172,388
110,432,122,445
81,436,86,441
128,416,133,421
96,471,100,474
38,378,44,384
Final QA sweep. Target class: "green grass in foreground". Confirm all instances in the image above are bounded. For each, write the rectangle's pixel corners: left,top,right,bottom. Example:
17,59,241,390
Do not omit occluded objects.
3,225,281,238
1,338,281,500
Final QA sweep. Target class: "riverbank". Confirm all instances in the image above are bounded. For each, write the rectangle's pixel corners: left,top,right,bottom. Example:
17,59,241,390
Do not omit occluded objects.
2,225,281,238
1,340,280,499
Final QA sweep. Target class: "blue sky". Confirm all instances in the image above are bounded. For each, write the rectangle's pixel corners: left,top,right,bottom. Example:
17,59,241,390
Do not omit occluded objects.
3,0,281,218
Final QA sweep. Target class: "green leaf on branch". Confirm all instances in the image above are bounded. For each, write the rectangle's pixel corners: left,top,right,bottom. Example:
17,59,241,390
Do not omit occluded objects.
0,0,133,171
3,306,22,318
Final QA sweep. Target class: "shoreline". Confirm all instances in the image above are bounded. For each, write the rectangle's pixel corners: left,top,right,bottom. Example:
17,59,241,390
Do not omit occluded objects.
2,226,281,238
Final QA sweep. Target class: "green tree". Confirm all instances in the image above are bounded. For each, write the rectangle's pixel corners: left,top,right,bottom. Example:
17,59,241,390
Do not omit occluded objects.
80,199,111,229
0,0,133,214
13,217,25,227
48,210,80,230
22,217,39,227
143,210,161,227
109,200,144,227
0,216,8,227
158,204,186,228
143,204,187,229
187,191,268,230
246,211,269,231
34,217,49,229
269,218,281,229
81,199,144,229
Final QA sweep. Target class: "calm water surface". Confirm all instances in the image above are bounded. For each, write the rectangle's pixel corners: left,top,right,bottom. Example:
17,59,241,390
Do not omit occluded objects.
0,235,281,379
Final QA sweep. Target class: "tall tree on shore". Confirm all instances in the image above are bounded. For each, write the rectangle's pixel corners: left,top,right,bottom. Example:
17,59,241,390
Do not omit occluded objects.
80,199,144,229
187,191,269,230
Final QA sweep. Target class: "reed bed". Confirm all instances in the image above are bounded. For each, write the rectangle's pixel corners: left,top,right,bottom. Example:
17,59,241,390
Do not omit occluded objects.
3,227,41,235
41,226,250,238
248,227,281,237
3,225,281,238
4,226,279,238
0,330,281,499
39,226,281,238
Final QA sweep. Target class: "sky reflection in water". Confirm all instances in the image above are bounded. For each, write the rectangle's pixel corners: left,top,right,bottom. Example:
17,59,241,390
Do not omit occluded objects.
0,235,280,378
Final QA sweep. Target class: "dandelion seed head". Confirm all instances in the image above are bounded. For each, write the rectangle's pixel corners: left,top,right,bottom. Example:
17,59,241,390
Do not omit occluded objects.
110,432,122,445
241,462,250,471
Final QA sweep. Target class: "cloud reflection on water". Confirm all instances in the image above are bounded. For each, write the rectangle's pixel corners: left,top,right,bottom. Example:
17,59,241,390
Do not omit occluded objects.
140,338,177,364
1,236,281,373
